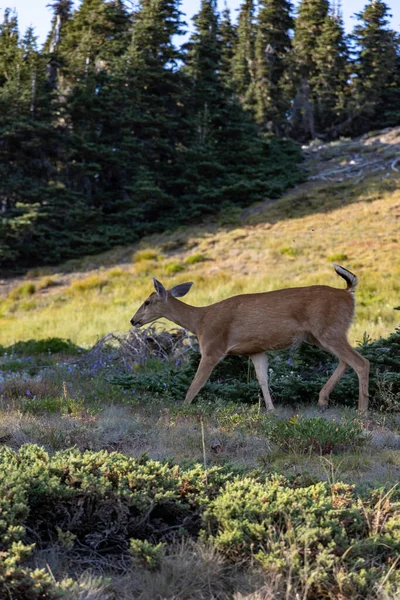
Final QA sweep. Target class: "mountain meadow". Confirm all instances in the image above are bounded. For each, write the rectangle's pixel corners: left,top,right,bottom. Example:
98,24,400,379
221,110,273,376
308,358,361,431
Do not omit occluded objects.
1,0,400,598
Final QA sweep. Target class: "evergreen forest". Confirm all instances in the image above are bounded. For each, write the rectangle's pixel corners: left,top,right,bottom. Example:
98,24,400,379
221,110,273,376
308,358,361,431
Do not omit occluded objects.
0,0,399,271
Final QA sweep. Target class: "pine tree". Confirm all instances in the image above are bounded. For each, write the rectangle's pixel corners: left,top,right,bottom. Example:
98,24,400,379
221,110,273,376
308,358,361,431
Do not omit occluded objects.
290,0,329,138
293,0,329,74
219,5,237,90
253,0,293,132
232,0,256,110
311,8,349,134
184,0,221,121
0,12,77,268
0,9,22,110
112,0,186,228
350,0,400,131
180,0,302,220
45,0,73,89
55,0,130,210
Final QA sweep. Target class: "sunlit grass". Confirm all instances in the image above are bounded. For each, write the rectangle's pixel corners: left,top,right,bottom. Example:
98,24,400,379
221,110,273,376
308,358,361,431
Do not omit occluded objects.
1,169,399,347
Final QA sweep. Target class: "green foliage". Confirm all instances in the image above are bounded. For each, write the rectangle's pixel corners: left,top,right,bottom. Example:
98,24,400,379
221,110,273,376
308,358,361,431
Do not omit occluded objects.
111,326,400,409
130,539,166,570
133,249,161,263
70,275,108,293
111,352,257,403
184,253,206,264
0,0,303,272
279,245,299,256
203,475,400,596
0,444,228,596
253,0,293,131
165,262,185,275
327,252,348,262
8,282,36,300
232,0,256,109
350,0,400,133
269,415,369,454
0,0,399,271
0,444,400,597
0,337,84,356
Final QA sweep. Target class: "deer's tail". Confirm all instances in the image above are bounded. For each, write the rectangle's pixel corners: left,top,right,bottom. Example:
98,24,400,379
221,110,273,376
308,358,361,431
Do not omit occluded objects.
333,264,358,293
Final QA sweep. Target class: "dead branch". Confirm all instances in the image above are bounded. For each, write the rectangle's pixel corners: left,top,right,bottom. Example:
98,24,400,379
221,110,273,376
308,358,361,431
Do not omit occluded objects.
71,324,197,369
309,158,385,181
391,157,400,172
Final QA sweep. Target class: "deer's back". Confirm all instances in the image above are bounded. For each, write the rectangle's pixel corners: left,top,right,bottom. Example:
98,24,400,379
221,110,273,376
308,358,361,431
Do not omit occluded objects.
198,285,355,355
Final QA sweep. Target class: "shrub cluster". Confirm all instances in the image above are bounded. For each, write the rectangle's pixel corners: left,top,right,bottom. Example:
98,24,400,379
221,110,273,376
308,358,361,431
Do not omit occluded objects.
0,337,85,357
0,445,399,598
203,475,400,598
111,326,400,409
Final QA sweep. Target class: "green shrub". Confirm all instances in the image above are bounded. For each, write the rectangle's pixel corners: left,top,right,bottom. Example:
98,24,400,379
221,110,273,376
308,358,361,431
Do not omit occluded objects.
8,282,36,300
130,539,166,570
203,475,400,597
165,262,185,275
133,249,160,262
269,415,369,454
112,327,400,410
70,274,108,293
279,246,299,257
0,445,230,597
0,445,399,598
111,353,255,403
184,253,206,264
0,337,84,356
37,276,58,291
327,252,348,262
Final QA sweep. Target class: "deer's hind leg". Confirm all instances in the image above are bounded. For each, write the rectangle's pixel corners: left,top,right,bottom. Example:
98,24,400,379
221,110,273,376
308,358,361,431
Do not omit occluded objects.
318,360,348,408
313,333,369,412
306,333,349,409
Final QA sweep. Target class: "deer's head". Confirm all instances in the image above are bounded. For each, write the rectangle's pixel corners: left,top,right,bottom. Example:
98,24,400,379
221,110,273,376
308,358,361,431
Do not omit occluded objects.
130,278,193,327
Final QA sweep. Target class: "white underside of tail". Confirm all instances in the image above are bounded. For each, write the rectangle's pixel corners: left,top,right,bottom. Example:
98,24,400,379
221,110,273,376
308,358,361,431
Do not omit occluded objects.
333,264,358,292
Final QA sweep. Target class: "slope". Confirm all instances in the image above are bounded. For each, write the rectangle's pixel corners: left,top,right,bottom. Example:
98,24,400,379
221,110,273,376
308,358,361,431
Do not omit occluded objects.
0,128,399,347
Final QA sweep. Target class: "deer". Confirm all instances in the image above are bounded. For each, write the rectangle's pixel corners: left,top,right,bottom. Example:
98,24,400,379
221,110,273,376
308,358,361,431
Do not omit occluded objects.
130,265,369,412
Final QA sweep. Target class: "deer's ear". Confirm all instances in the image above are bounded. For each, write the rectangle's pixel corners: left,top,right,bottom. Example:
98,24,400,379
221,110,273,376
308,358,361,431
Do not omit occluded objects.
153,277,168,300
169,282,194,298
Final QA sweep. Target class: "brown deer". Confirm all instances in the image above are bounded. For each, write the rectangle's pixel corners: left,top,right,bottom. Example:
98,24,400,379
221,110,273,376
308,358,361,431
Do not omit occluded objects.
130,265,369,411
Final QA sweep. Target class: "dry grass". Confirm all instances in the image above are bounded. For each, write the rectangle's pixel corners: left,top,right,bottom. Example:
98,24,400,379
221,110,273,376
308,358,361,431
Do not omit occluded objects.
33,537,400,600
32,538,300,600
0,393,399,487
1,376,60,402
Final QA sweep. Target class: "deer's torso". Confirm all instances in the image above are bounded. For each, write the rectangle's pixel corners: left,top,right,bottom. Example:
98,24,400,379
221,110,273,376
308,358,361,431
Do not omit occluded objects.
193,285,354,356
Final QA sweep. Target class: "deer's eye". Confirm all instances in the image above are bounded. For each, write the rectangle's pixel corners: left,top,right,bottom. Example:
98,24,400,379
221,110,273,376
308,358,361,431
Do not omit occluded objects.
144,301,150,307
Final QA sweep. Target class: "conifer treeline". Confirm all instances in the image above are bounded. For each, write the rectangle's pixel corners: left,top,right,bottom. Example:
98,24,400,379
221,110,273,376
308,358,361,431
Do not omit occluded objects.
0,0,398,270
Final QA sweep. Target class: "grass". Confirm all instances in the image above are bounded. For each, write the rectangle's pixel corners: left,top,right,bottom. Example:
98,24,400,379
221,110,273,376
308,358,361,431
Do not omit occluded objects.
0,352,399,485
0,339,399,597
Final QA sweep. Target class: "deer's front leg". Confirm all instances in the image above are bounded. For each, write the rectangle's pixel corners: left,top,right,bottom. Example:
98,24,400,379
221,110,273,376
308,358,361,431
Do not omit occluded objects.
184,354,223,404
250,352,274,410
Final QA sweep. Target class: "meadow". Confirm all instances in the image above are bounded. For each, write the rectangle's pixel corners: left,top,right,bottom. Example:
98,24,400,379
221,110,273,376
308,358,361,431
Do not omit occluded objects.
0,131,400,599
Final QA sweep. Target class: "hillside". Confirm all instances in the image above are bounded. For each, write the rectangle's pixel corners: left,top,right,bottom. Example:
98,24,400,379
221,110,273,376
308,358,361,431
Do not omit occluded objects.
1,127,400,347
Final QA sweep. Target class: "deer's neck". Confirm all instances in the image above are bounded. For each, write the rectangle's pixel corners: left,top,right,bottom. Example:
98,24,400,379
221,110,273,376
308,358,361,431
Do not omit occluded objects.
164,297,203,335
